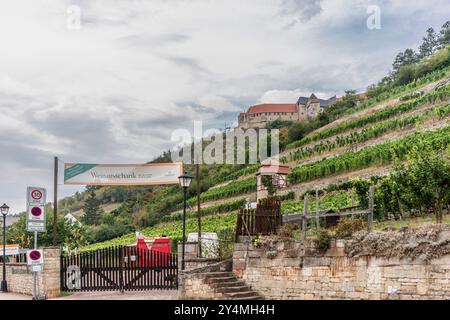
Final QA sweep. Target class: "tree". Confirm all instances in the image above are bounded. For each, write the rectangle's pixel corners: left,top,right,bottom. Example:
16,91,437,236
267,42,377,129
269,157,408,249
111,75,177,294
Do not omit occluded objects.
392,140,450,223
83,187,102,225
438,21,450,48
392,49,418,72
418,27,439,58
287,122,312,144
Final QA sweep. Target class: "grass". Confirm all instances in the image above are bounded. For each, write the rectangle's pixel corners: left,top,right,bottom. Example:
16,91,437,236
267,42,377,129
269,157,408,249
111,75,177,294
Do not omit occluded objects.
373,214,450,230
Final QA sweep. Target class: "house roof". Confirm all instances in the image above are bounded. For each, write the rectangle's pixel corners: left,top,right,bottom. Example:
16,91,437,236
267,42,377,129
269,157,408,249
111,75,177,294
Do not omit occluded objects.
257,159,291,175
247,103,298,115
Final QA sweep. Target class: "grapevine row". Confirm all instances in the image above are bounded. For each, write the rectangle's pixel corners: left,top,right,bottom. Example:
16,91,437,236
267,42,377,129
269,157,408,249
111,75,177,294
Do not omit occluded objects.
286,103,450,162
288,126,450,184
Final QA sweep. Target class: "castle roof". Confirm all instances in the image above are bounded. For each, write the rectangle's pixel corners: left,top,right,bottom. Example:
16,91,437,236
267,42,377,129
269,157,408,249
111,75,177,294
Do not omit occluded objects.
246,103,298,115
296,93,337,107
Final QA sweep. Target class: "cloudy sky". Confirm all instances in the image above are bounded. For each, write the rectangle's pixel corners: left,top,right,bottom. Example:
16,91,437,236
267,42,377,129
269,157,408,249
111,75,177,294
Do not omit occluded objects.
0,0,449,212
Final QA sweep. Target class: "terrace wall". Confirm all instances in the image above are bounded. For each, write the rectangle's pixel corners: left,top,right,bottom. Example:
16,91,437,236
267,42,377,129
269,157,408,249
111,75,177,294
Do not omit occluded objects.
233,240,450,300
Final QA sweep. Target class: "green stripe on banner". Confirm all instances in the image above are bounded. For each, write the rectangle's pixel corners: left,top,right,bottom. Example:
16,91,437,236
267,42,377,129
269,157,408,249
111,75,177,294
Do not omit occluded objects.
64,163,97,181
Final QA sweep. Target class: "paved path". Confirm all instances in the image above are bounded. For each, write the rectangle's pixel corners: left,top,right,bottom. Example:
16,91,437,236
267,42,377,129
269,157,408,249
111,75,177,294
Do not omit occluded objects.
0,292,31,300
52,290,180,300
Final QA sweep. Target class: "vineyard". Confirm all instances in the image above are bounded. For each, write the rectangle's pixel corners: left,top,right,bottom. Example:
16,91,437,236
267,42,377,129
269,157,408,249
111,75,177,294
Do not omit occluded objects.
281,189,358,213
289,126,450,184
161,199,245,222
188,177,256,204
338,66,450,118
286,103,450,163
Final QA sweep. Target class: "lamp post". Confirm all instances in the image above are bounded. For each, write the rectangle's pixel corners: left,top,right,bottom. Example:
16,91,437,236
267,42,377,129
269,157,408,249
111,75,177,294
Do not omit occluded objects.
1,203,10,293
178,172,192,271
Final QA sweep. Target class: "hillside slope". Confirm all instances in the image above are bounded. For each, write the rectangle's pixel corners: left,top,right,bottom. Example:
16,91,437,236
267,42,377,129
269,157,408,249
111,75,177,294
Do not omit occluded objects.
45,46,450,251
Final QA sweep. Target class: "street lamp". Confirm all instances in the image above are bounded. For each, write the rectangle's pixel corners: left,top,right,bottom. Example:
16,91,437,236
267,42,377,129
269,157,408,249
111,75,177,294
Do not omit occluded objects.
1,203,10,293
178,172,192,271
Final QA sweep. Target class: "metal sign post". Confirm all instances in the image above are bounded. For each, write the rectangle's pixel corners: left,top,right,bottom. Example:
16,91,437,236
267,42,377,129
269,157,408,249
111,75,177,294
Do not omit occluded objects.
26,187,46,300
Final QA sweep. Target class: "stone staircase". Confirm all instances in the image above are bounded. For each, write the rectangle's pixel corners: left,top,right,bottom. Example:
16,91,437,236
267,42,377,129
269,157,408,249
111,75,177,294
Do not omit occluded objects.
203,271,263,300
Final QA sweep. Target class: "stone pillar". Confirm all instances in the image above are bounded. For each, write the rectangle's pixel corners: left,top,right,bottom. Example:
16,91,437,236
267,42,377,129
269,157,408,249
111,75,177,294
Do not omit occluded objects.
177,242,199,270
232,242,249,278
40,247,61,298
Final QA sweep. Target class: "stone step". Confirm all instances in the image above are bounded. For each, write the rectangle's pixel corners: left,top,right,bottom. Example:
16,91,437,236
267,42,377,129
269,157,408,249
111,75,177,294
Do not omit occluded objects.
210,280,247,288
205,276,237,284
217,285,251,294
232,296,264,300
204,272,234,279
201,271,263,300
224,291,262,299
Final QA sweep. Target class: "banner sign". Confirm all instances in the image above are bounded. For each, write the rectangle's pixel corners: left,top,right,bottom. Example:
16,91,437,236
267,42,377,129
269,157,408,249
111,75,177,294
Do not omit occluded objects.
0,244,20,256
63,163,183,186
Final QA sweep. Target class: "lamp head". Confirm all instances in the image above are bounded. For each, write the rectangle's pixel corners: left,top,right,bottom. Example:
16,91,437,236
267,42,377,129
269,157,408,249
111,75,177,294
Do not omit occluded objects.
0,203,9,216
178,172,193,189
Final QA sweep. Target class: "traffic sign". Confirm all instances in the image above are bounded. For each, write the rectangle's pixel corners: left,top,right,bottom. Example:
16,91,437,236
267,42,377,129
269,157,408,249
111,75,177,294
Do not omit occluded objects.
27,221,46,232
31,265,42,272
27,205,45,221
27,249,44,265
27,187,46,206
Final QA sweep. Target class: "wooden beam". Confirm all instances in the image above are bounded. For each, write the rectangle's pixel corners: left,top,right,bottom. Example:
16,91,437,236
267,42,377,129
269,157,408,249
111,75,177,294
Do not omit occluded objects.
368,185,375,232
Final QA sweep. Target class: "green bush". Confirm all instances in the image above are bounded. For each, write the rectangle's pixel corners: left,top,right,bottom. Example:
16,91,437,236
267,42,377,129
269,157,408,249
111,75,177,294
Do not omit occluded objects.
313,229,333,252
334,219,366,238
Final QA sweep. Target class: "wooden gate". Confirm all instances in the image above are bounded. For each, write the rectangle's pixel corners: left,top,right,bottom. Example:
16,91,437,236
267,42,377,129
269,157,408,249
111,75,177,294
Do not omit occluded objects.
60,246,178,292
235,198,282,240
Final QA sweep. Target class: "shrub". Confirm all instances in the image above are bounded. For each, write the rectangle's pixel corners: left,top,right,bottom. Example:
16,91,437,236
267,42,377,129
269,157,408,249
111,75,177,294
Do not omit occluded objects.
313,229,333,252
277,224,296,238
334,219,366,239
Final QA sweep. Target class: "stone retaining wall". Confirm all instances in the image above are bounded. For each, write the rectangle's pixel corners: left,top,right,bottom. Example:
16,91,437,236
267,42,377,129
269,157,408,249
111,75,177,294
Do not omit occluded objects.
233,240,450,300
0,248,60,298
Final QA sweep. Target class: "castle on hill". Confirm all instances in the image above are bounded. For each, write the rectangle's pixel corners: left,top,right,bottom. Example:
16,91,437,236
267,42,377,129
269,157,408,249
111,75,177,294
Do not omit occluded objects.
237,93,338,129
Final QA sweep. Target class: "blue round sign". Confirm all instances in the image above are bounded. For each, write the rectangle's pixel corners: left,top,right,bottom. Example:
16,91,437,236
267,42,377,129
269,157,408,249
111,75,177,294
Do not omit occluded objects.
29,250,41,261
31,207,42,217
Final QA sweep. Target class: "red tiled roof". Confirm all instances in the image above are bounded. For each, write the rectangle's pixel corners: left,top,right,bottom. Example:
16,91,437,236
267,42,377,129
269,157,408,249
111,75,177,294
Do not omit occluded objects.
246,104,298,115
257,159,291,175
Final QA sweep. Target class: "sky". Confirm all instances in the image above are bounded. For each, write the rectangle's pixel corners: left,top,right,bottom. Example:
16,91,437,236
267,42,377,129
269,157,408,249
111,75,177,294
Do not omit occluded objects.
0,0,449,213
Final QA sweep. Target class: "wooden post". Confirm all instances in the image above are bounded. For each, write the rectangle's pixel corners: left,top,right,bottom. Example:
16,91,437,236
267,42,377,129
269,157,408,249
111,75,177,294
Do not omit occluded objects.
53,156,58,246
368,185,375,232
301,195,308,250
196,164,202,257
315,189,320,229
351,192,355,219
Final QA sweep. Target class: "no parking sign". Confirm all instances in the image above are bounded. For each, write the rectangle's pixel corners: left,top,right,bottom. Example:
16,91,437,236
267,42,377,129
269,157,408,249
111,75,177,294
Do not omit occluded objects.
27,249,44,266
28,205,45,221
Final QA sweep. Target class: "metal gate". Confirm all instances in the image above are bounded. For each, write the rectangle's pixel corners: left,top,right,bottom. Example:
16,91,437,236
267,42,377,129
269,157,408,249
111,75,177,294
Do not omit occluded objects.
60,245,178,292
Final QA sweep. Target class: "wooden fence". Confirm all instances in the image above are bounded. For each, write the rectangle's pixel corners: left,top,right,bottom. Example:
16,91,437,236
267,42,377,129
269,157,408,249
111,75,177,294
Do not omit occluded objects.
235,199,282,240
283,186,375,247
